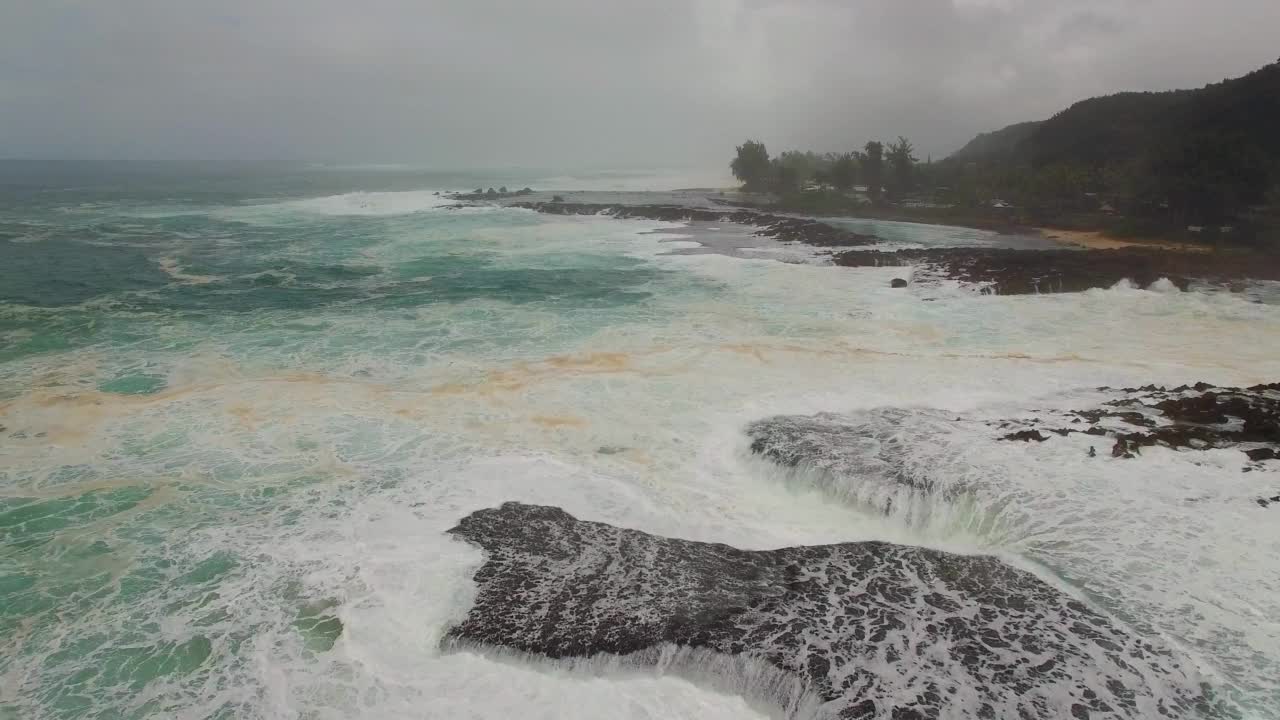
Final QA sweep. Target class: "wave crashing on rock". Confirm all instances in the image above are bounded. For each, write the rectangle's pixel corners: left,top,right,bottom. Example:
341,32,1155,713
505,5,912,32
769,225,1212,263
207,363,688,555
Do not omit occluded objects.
445,502,1221,719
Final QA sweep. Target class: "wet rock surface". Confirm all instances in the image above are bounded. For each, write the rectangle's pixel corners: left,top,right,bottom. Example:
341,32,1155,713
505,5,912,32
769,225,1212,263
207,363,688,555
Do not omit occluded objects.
510,202,881,248
502,200,1280,293
448,187,536,201
1004,429,1050,442
447,502,1221,719
746,410,939,496
833,247,1280,294
995,383,1280,462
744,409,997,522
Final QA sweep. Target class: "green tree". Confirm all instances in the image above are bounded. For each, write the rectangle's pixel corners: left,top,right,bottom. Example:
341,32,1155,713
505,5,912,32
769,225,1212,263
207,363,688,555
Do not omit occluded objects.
769,157,803,194
862,141,884,201
776,150,818,189
1152,134,1270,224
1251,183,1280,248
1021,164,1091,214
1101,159,1161,215
830,152,858,191
731,140,772,192
886,137,917,199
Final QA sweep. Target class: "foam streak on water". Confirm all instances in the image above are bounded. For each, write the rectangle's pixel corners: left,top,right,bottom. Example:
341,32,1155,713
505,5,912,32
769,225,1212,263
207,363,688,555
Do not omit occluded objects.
2,174,1280,719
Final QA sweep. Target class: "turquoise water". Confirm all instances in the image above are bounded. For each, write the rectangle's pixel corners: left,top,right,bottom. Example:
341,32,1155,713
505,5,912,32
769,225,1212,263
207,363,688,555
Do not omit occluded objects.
3,163,1280,719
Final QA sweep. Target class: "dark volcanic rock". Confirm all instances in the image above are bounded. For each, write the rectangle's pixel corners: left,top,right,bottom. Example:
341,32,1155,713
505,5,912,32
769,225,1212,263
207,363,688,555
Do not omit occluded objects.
446,502,1220,719
1246,448,1277,461
1004,429,1049,442
510,202,880,248
833,247,1280,294
1002,383,1280,464
449,187,537,201
744,409,1001,520
745,410,944,505
1111,437,1140,458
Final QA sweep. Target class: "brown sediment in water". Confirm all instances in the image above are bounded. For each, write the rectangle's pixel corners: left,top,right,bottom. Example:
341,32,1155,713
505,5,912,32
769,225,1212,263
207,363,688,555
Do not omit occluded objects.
618,447,654,466
226,403,259,429
720,343,773,364
1,371,386,444
13,370,359,410
544,351,632,371
430,349,675,396
530,415,588,429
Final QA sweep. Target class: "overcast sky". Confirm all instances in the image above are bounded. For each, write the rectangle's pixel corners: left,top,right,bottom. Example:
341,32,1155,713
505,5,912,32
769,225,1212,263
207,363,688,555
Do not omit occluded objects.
2,0,1277,170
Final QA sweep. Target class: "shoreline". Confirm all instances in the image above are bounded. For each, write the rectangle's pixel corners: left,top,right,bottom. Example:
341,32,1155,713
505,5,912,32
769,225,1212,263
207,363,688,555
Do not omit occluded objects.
507,201,882,248
834,245,1280,294
504,198,1280,295
1038,228,1208,253
714,196,1038,235
720,196,1247,253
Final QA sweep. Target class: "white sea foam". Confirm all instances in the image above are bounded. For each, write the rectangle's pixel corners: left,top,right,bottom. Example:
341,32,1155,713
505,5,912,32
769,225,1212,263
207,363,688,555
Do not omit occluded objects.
157,256,222,285
272,190,460,216
197,190,514,227
4,204,1280,718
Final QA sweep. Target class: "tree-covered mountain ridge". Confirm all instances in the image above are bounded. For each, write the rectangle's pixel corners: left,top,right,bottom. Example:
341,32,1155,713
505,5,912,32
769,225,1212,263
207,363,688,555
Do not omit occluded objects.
727,60,1278,244
944,60,1280,232
952,61,1280,166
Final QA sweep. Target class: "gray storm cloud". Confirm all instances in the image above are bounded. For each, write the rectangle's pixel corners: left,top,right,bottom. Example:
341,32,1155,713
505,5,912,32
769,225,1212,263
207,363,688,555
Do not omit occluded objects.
2,0,1277,169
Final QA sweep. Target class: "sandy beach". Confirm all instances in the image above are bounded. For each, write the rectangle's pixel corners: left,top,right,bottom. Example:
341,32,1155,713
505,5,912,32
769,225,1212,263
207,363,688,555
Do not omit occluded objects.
1038,228,1208,252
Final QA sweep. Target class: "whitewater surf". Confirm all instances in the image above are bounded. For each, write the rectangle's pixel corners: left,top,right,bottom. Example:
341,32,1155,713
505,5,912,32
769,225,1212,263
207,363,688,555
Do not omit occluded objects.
3,168,1279,719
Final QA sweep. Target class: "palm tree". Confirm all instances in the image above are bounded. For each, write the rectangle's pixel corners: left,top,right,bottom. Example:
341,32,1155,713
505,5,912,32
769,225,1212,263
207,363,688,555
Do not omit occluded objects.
830,152,858,192
730,140,772,192
862,141,884,200
886,137,917,199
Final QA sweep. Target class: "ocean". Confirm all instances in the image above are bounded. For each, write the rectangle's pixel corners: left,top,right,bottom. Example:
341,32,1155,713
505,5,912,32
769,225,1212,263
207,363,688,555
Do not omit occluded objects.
2,161,1278,719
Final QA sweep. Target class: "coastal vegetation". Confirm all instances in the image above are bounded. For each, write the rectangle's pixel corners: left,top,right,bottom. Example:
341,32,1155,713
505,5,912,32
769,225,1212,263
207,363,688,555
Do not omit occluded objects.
731,59,1280,248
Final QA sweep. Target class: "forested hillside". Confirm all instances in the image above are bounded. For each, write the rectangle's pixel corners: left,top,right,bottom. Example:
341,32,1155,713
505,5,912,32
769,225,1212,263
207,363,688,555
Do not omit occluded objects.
946,60,1280,235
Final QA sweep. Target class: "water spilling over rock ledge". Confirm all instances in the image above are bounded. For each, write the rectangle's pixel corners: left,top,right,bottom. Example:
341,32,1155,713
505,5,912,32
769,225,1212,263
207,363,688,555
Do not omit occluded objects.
445,502,1224,719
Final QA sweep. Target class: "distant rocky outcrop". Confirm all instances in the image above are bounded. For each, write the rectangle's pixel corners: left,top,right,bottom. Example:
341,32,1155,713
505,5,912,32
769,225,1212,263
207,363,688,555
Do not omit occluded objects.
745,385,1279,513
993,382,1280,463
449,187,535,202
511,202,880,248
445,502,1222,719
834,246,1280,294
